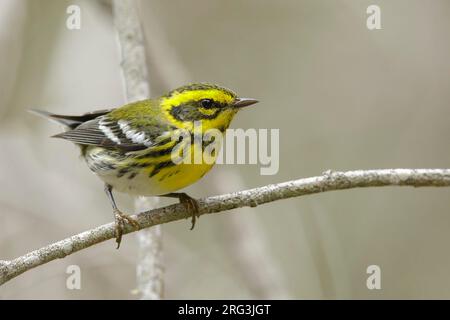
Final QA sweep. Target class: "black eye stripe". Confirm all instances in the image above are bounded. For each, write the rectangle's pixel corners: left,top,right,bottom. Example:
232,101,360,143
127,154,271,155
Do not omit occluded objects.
170,105,222,121
169,98,230,122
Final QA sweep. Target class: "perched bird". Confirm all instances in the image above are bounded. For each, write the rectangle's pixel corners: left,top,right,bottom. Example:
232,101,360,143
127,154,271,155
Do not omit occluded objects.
32,83,258,247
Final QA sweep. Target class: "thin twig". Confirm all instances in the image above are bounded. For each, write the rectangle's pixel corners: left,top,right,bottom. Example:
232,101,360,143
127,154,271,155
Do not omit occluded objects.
1,168,449,286
135,197,164,299
112,0,163,300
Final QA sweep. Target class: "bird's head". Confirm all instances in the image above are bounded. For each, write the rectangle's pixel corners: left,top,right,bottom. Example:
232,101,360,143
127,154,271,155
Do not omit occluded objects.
160,83,258,132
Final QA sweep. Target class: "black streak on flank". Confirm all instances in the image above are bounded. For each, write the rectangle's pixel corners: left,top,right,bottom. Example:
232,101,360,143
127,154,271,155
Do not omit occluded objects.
149,161,175,178
135,146,174,160
128,172,138,180
116,167,130,178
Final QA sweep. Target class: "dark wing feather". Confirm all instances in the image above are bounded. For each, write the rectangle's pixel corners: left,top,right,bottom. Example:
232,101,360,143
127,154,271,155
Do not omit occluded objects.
53,116,171,152
53,117,140,151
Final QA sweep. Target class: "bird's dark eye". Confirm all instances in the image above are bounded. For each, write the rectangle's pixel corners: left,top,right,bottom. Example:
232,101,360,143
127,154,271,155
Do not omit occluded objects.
200,99,214,109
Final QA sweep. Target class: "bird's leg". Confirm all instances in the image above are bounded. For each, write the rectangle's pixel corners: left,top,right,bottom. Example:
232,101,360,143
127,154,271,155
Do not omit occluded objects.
160,192,200,230
104,184,140,249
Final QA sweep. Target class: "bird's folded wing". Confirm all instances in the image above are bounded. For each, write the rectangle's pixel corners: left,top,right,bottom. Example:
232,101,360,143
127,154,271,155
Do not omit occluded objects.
53,115,175,152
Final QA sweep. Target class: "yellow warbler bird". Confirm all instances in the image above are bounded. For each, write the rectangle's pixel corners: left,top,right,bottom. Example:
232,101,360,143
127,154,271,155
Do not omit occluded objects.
32,83,258,247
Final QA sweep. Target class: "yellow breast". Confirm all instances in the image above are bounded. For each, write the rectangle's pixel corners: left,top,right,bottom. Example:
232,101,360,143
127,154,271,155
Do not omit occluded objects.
143,142,217,193
149,162,214,193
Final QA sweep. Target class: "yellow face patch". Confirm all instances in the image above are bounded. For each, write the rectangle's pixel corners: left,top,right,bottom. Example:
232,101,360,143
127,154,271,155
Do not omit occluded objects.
197,107,218,116
201,108,237,131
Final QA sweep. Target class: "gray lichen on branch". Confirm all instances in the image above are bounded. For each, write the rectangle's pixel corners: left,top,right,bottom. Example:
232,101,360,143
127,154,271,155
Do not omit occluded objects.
1,168,450,286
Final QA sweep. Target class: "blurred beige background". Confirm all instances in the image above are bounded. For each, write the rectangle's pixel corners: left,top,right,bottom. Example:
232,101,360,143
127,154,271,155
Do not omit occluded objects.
0,0,449,299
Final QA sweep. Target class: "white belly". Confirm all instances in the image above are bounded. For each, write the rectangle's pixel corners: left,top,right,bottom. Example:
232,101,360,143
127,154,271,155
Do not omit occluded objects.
94,169,170,196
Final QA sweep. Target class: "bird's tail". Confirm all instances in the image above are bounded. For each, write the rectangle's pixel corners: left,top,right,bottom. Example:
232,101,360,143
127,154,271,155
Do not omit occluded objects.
29,109,85,129
29,108,112,130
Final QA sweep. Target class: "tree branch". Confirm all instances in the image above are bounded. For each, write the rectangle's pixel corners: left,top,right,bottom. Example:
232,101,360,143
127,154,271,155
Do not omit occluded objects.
1,168,449,286
112,0,163,299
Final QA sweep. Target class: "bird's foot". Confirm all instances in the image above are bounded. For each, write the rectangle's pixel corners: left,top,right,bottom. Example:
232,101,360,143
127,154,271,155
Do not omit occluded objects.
177,193,200,230
114,209,140,249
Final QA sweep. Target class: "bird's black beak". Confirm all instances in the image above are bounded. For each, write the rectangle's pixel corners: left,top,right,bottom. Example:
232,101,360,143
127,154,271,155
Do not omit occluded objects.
233,98,259,108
